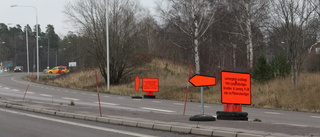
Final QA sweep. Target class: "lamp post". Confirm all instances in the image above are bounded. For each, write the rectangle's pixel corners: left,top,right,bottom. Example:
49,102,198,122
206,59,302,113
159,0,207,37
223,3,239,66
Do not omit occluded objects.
105,0,110,91
11,5,39,80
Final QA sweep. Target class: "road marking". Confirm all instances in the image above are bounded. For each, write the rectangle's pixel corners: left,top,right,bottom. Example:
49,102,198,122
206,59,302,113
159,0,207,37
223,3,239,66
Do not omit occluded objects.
118,97,125,99
96,102,119,106
152,101,162,103
198,105,210,108
62,97,79,101
51,88,55,90
57,89,61,91
64,90,69,93
82,93,87,95
4,87,10,90
174,103,184,105
311,116,320,119
274,122,309,127
73,92,77,94
140,107,175,113
133,99,142,101
40,94,53,97
12,89,19,92
27,92,34,94
0,108,157,137
265,112,283,115
104,96,109,98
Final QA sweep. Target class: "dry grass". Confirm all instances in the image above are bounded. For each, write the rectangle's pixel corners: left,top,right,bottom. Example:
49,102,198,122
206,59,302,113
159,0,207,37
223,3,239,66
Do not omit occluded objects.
39,58,320,113
252,73,320,112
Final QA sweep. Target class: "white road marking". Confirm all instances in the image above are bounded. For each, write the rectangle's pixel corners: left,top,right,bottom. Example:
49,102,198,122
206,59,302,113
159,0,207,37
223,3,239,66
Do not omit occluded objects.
152,101,162,103
4,87,10,90
27,92,34,94
82,93,88,95
12,89,19,92
62,97,79,101
92,94,96,96
198,105,210,108
274,122,309,127
0,108,157,137
104,96,109,98
73,92,77,94
133,99,142,101
64,90,69,93
311,116,320,119
95,102,119,106
140,107,175,113
118,97,125,99
174,103,184,105
40,94,53,97
265,112,283,115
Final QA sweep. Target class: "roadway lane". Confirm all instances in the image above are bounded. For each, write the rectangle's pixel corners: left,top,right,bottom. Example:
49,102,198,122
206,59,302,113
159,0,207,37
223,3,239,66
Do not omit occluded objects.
0,73,320,136
0,107,199,137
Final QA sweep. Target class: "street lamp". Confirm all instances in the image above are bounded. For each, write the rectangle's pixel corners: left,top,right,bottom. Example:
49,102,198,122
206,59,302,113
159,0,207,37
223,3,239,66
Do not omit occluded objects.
11,5,39,80
105,0,110,91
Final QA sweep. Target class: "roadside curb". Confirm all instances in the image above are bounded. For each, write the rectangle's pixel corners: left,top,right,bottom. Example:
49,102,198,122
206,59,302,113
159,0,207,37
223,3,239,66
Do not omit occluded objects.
0,101,275,137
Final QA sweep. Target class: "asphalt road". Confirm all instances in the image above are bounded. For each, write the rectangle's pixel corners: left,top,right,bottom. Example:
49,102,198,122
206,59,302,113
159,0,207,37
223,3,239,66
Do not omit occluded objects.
0,72,320,136
0,107,199,137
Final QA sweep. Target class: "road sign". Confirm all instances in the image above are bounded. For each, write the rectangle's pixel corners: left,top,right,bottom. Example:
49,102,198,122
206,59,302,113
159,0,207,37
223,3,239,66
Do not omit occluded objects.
142,78,159,92
189,75,216,87
221,71,251,105
135,76,140,91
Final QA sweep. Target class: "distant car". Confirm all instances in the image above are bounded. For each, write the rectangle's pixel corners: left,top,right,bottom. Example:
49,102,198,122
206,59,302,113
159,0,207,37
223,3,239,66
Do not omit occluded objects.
14,66,23,72
46,66,69,74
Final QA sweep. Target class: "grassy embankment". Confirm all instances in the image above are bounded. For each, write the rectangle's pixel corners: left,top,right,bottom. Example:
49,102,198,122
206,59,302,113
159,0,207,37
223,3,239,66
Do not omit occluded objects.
37,58,320,113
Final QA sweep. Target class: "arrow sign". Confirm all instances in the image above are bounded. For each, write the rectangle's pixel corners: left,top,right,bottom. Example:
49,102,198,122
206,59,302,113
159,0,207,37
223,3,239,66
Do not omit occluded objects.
189,75,216,87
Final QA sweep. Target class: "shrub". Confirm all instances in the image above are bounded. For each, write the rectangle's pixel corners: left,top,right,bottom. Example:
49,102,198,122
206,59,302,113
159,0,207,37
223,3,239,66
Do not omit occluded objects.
253,55,273,82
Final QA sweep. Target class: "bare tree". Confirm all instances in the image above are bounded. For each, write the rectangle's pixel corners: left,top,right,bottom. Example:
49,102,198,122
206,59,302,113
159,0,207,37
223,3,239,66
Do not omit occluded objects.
225,0,269,69
64,0,145,84
157,0,220,74
270,0,319,85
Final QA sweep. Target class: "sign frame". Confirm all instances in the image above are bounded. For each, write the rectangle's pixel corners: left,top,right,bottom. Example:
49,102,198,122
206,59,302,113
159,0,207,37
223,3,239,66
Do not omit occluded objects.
221,71,251,105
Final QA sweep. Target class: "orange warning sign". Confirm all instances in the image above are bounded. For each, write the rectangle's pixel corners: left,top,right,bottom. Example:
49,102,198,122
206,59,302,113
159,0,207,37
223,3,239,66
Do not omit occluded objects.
189,75,216,87
221,71,251,105
142,78,159,92
135,76,140,91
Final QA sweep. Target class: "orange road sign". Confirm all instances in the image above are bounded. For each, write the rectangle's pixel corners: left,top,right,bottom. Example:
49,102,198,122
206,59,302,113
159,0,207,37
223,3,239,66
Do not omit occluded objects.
189,75,216,87
135,76,140,91
221,71,251,105
142,78,159,92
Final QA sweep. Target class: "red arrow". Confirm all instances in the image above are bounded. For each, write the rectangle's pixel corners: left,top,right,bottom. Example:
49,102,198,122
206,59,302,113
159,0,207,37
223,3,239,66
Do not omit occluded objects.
189,75,216,87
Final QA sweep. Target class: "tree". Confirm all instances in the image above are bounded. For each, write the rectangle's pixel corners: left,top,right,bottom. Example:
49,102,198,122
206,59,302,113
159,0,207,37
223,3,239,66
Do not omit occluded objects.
64,0,147,84
252,55,272,82
270,0,319,85
224,0,269,69
157,0,220,74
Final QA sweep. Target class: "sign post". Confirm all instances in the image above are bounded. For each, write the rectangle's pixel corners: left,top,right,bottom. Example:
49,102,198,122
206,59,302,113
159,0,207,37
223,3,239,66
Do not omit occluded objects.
217,71,251,121
188,74,216,121
131,76,142,99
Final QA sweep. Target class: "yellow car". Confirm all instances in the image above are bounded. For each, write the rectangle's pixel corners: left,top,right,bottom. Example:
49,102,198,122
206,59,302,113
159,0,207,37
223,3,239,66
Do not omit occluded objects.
46,66,69,74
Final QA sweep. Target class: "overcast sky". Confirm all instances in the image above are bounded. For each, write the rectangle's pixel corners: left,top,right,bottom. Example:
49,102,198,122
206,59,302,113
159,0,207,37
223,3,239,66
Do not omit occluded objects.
0,0,157,37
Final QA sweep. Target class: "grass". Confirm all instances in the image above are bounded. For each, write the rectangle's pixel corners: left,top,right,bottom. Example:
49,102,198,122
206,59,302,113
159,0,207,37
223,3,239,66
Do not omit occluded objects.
35,58,320,113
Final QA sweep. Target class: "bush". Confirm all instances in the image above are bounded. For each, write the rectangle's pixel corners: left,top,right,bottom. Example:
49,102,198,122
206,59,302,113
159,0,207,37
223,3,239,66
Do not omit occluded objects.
270,55,290,78
253,55,273,82
253,55,291,83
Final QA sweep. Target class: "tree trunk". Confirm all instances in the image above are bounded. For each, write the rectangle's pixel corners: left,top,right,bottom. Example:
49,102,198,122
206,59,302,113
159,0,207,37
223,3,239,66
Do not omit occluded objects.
244,1,253,68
